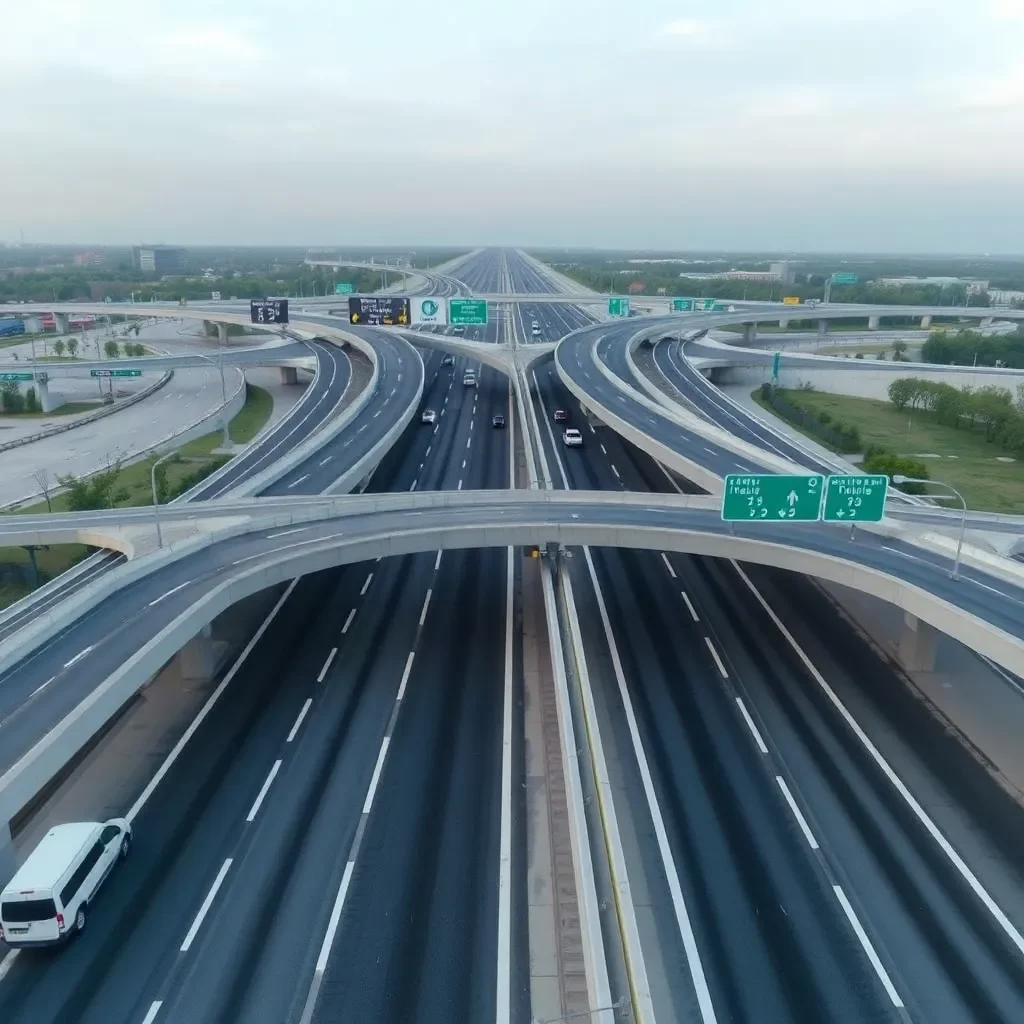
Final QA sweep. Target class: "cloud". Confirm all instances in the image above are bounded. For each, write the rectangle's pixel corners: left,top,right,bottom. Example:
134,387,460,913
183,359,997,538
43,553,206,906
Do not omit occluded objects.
989,0,1024,18
657,16,724,46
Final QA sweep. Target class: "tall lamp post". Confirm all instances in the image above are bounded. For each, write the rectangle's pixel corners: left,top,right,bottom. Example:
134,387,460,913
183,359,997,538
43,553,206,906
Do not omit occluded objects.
193,350,230,447
150,449,177,549
891,475,968,580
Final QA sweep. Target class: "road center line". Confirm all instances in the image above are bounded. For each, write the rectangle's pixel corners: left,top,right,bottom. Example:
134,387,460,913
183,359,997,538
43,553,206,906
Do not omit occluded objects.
286,699,312,743
360,572,373,596
317,647,338,683
735,697,769,754
246,760,282,822
180,859,233,952
704,636,729,678
660,553,677,579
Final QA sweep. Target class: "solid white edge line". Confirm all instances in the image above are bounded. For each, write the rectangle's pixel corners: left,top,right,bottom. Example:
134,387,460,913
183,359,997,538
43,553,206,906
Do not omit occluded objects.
139,1001,163,1024
730,559,1024,958
496,542,514,1024
360,572,373,596
0,950,19,984
775,775,819,850
316,647,337,683
286,698,312,743
660,552,677,579
147,580,191,607
362,736,390,814
419,589,432,627
314,860,355,974
735,697,769,755
681,591,699,622
180,858,233,952
583,547,718,1023
245,759,282,822
341,608,357,634
126,580,299,824
704,636,728,679
832,885,905,1008
396,651,415,701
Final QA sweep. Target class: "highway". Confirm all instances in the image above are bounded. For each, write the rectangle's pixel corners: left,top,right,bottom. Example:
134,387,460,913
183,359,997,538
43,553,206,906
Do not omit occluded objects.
519,253,1024,1022
3,250,1024,1022
0,250,516,1024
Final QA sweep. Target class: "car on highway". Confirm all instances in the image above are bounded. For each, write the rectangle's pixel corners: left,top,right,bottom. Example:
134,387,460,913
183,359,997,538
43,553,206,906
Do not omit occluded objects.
463,371,477,387
421,409,437,424
452,325,465,334
553,409,568,423
492,413,505,428
531,326,542,336
562,428,583,448
0,818,131,947
441,355,454,366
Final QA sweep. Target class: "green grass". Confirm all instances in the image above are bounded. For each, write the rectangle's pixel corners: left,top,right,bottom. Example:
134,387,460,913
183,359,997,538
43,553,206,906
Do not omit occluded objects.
754,387,1024,512
723,323,912,335
0,543,91,610
5,383,273,516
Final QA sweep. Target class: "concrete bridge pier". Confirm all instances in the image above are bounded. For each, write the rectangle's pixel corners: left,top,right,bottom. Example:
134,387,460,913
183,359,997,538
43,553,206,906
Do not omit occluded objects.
202,319,218,338
920,315,933,329
35,376,58,413
817,319,830,339
896,611,937,672
778,319,789,330
54,313,69,335
280,366,299,385
179,623,217,681
868,315,881,330
981,316,994,328
217,323,229,346
743,322,757,344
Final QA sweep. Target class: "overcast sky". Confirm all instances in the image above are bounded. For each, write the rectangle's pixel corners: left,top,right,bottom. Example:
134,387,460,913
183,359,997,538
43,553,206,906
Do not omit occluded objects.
3,0,1023,252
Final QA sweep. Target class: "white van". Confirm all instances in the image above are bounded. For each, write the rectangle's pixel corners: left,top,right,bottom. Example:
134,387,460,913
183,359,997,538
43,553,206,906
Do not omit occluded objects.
0,818,131,947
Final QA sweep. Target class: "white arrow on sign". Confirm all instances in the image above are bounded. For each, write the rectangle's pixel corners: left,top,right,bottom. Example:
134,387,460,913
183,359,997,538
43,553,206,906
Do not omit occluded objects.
787,490,799,507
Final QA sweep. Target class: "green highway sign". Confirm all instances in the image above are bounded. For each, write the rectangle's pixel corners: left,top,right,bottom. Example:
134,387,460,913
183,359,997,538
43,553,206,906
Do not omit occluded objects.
693,298,716,312
335,282,354,294
670,297,694,312
90,368,142,378
830,272,858,285
608,297,630,317
0,373,32,382
823,474,888,523
448,298,488,325
722,473,824,522
711,302,728,312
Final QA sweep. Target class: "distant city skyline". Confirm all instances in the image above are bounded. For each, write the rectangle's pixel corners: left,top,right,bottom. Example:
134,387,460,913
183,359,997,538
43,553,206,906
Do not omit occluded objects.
4,0,1023,252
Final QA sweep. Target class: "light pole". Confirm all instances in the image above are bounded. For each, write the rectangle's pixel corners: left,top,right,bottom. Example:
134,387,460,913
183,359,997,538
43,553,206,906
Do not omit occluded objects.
151,449,177,548
193,350,230,447
892,474,968,580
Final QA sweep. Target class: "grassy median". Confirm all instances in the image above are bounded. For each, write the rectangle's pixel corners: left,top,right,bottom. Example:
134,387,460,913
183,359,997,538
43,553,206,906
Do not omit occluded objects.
752,386,1024,512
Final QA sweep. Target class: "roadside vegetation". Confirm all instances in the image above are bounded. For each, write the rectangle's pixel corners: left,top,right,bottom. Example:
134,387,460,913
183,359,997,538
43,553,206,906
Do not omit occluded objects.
0,383,274,608
752,380,1024,512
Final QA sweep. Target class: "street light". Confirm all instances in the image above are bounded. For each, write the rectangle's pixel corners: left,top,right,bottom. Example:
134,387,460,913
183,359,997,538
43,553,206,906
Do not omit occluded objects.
192,350,230,448
891,474,967,580
151,449,177,548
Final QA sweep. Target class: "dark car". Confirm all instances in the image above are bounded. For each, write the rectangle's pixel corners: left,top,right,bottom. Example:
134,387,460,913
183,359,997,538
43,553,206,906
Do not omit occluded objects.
553,409,568,423
492,413,506,429
441,355,454,366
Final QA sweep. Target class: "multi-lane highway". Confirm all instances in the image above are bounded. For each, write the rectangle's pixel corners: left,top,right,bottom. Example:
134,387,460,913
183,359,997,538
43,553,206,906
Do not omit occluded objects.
3,249,1024,1023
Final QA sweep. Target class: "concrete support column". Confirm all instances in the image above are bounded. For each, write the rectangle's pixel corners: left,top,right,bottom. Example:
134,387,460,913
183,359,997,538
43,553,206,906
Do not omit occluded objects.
179,623,216,681
36,377,56,413
216,322,229,345
896,611,937,672
54,312,69,335
868,315,880,330
280,365,299,385
817,319,829,338
778,319,789,330
743,322,757,344
920,315,932,329
202,319,217,338
981,316,994,328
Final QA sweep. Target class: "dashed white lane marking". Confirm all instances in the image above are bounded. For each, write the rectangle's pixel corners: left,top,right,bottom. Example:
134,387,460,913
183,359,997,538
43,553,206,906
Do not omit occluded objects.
342,608,357,634
704,636,729,678
775,775,818,849
681,591,699,621
246,760,282,822
419,589,432,626
735,697,769,754
661,553,677,578
360,572,373,596
180,859,233,952
286,699,312,743
397,651,415,701
362,737,390,814
317,647,338,683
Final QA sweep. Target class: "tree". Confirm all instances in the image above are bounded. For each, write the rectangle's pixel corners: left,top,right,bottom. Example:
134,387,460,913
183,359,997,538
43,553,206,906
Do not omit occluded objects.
32,468,54,512
887,378,915,411
892,339,908,360
56,459,123,511
54,338,66,358
104,340,120,359
67,337,78,358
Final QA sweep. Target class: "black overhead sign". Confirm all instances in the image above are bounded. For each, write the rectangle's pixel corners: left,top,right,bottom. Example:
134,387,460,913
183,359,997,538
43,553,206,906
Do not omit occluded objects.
250,298,289,324
347,296,410,327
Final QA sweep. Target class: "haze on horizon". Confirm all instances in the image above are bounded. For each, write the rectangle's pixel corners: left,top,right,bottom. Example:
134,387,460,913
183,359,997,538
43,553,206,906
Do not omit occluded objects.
3,0,1023,253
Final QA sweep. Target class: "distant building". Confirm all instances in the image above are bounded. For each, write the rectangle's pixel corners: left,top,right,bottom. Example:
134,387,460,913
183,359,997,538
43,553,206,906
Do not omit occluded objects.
73,251,105,267
627,281,646,294
724,270,776,282
769,261,795,284
877,276,989,293
132,245,187,275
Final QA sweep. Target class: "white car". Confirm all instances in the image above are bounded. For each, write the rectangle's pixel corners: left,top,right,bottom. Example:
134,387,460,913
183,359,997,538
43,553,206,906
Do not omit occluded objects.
463,373,477,387
421,409,436,424
0,818,131,947
531,326,541,336
562,428,583,448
